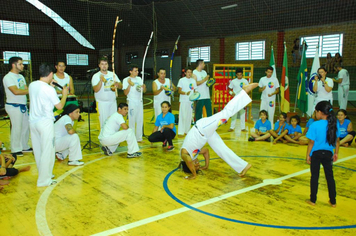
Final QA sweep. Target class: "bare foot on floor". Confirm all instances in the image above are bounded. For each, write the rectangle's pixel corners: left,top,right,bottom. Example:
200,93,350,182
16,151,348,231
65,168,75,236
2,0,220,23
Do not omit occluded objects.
239,163,252,177
328,201,336,208
228,129,234,132
305,199,315,206
0,180,10,186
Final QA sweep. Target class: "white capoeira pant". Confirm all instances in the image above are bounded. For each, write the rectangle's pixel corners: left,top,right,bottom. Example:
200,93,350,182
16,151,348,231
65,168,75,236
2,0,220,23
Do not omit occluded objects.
178,101,193,135
181,90,251,173
128,100,143,142
338,85,349,110
5,104,30,152
30,119,55,187
99,128,139,154
260,99,275,127
97,101,117,129
55,133,82,161
230,108,246,130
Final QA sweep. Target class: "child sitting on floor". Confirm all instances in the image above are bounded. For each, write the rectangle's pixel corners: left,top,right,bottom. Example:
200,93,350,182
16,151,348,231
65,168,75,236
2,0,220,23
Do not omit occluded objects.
284,115,302,144
0,153,30,178
270,112,289,144
248,110,272,141
337,109,355,147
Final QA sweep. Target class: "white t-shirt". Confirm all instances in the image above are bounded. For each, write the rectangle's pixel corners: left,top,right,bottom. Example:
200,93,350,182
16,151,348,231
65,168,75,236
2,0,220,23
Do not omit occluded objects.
229,78,249,95
122,76,143,101
3,72,27,104
54,72,71,95
99,112,125,139
193,69,210,100
178,77,197,102
338,69,349,86
91,71,120,102
54,115,73,139
153,78,171,103
259,76,280,101
29,80,60,123
316,77,333,101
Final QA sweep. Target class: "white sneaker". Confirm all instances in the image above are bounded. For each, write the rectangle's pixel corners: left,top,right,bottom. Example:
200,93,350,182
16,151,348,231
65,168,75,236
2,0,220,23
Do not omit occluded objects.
56,152,64,161
68,160,84,166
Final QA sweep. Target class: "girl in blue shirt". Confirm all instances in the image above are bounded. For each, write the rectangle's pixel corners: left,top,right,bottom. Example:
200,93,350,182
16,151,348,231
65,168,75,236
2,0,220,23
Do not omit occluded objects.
306,101,339,207
284,115,302,144
148,101,176,151
270,112,289,144
337,109,355,147
248,110,272,141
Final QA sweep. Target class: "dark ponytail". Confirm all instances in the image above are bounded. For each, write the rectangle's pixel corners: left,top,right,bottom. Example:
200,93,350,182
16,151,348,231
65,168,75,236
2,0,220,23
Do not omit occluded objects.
315,101,337,146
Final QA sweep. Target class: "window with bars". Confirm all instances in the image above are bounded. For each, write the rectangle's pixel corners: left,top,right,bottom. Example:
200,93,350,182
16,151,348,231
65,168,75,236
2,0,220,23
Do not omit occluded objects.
0,20,29,36
235,41,265,60
188,46,210,63
300,33,343,58
3,51,31,64
66,54,89,66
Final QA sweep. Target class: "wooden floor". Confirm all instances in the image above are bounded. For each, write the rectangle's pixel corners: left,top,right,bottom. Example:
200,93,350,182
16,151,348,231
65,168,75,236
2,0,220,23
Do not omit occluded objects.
1,98,356,236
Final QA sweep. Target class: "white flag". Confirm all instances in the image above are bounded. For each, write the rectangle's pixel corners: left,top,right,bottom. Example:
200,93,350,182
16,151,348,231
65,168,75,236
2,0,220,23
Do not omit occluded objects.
306,48,320,117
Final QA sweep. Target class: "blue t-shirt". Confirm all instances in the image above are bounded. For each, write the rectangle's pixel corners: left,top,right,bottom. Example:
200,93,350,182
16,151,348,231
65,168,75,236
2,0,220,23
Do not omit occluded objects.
155,112,176,134
337,119,350,138
288,124,302,135
306,118,315,128
254,119,271,133
274,121,289,135
306,120,340,156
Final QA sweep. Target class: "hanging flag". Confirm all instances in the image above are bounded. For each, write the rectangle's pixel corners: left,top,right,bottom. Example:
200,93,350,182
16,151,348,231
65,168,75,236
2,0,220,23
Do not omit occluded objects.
270,45,280,112
306,48,320,117
280,42,290,113
296,42,308,113
270,45,277,79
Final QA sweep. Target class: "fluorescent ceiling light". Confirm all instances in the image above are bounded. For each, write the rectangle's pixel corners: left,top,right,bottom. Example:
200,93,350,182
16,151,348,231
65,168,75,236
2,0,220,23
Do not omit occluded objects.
221,4,238,10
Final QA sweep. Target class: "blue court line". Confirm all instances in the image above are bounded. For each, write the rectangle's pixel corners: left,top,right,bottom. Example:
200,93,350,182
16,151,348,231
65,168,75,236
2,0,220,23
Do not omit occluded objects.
163,156,356,230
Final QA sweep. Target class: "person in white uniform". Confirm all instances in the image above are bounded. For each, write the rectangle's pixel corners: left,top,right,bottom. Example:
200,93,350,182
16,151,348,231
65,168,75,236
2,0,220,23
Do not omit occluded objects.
123,65,147,142
180,83,258,180
54,60,75,95
99,103,142,158
29,63,68,187
92,57,122,129
193,59,212,121
177,68,197,136
313,67,334,107
228,68,249,132
333,64,350,110
2,57,32,156
54,104,84,166
259,66,280,125
152,68,176,119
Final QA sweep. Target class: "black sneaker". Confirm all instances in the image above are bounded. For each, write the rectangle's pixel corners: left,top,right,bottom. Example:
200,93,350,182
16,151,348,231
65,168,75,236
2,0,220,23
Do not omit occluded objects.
22,148,33,153
101,146,112,156
162,139,167,147
248,137,255,142
127,152,142,158
167,146,174,151
11,151,23,156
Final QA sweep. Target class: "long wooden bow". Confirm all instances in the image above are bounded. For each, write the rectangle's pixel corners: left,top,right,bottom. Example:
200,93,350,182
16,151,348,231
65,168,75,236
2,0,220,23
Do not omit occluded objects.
141,31,154,102
112,16,122,97
169,35,180,101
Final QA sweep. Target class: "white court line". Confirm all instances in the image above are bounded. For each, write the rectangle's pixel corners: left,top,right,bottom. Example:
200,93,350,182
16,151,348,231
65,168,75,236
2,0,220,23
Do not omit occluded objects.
91,154,356,236
36,146,155,236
